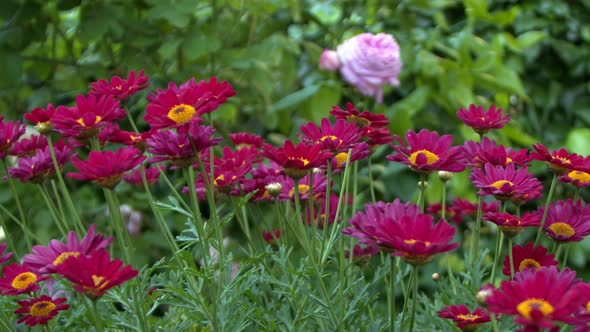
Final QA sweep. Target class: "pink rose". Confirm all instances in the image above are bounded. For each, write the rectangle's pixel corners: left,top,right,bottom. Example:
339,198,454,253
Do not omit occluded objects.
319,50,340,71
336,33,402,103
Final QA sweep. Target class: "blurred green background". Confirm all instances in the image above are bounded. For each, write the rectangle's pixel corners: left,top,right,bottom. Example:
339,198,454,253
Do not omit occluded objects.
1,0,590,267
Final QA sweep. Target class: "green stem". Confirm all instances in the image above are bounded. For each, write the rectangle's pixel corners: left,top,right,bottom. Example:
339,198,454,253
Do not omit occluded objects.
37,184,67,238
140,166,181,262
103,188,133,263
574,187,580,204
470,196,484,266
408,265,419,332
47,136,85,235
490,228,504,285
389,256,397,332
368,156,377,203
0,212,18,260
560,244,570,269
490,315,500,332
554,243,562,262
2,159,31,249
321,161,332,253
184,167,210,267
0,204,41,243
534,173,558,246
508,237,515,279
440,180,447,221
418,173,426,213
84,297,104,332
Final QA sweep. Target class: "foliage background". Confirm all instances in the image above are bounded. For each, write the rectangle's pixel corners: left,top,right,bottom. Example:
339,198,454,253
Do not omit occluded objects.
1,0,590,307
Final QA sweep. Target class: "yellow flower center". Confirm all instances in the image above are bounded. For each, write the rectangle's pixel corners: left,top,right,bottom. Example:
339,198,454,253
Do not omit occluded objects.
456,314,480,321
586,301,590,313
11,272,37,289
289,184,310,197
289,157,310,166
320,135,338,142
76,115,102,127
549,222,575,238
403,239,431,246
505,157,513,165
334,152,348,168
490,180,513,189
516,298,554,320
408,149,439,166
518,258,541,272
568,170,590,183
53,251,80,266
213,174,237,187
555,156,571,164
167,104,196,124
30,301,56,317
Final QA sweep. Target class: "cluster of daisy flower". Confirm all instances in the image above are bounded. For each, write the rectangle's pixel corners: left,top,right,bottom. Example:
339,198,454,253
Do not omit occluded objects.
0,226,136,326
3,69,590,331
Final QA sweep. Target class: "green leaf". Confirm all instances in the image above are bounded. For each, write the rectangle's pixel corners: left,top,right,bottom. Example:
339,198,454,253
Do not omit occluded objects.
302,84,342,123
566,128,590,156
270,84,321,113
475,65,527,98
389,86,431,118
182,33,222,61
516,31,547,49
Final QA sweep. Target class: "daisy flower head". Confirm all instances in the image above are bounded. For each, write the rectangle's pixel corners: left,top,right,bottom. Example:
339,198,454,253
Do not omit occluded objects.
541,199,590,243
487,266,585,330
456,104,510,135
52,94,125,139
9,142,71,184
450,198,499,223
345,244,380,266
560,164,590,188
144,77,234,129
343,199,421,248
14,295,69,326
470,163,543,204
24,104,55,134
68,146,146,189
9,134,48,157
484,211,540,238
438,304,491,331
90,70,150,100
531,143,585,175
22,224,112,274
56,250,138,298
330,102,389,129
502,243,557,277
261,140,331,180
123,165,163,187
0,118,26,159
387,129,465,173
463,137,531,169
0,263,48,295
299,118,362,153
229,132,264,150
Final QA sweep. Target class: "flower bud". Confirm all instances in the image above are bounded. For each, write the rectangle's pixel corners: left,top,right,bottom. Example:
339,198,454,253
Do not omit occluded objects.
476,284,494,307
319,50,340,71
265,182,282,197
432,272,440,281
438,171,453,182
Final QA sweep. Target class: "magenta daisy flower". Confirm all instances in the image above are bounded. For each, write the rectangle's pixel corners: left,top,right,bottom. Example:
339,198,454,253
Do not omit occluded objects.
484,211,540,238
330,142,370,171
560,166,590,188
387,129,465,173
305,193,344,228
123,165,163,187
0,118,26,159
380,214,459,265
299,118,362,153
502,243,557,277
279,171,328,201
456,104,510,135
240,161,286,201
450,198,499,223
438,304,491,331
487,266,585,330
343,199,421,248
9,142,72,183
99,124,154,149
540,199,590,243
52,94,125,139
344,244,380,266
0,242,13,265
531,143,585,175
209,146,258,193
9,134,48,157
23,224,112,274
261,140,331,179
24,104,55,134
463,137,531,169
56,250,138,298
0,263,48,295
230,132,264,150
470,163,543,204
90,70,150,100
15,295,69,326
262,229,282,246
68,146,146,189
144,77,234,129
330,102,389,129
